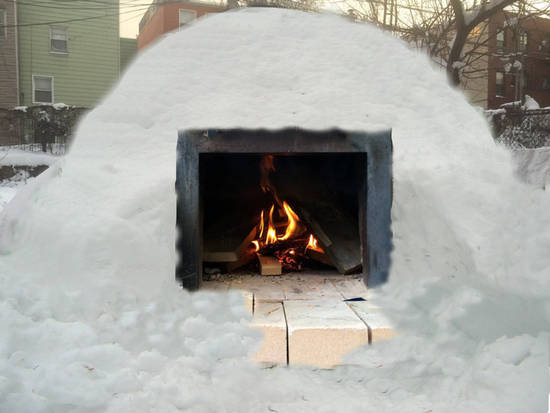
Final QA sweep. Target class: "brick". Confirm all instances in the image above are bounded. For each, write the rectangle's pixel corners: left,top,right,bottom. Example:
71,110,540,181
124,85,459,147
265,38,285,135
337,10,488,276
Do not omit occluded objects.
284,299,368,368
348,301,397,343
330,277,368,300
282,275,342,300
250,302,287,365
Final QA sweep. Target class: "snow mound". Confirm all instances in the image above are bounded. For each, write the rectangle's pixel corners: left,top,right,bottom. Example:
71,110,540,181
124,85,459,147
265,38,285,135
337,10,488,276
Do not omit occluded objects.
0,8,549,412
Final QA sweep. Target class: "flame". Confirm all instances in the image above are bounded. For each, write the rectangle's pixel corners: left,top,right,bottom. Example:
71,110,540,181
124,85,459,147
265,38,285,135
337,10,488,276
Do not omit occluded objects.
265,204,278,245
306,234,323,253
278,201,300,241
258,210,265,238
252,240,260,252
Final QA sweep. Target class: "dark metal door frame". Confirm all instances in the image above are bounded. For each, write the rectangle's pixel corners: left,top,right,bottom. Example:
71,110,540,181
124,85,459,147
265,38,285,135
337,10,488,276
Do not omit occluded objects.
176,128,393,291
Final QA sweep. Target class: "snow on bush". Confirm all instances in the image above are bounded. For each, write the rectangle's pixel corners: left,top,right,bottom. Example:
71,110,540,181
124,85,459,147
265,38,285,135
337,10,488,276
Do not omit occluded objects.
0,8,549,413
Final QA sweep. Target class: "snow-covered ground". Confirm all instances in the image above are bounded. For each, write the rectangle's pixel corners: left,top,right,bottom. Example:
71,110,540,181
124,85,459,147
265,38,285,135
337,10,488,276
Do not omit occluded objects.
514,146,550,188
0,148,59,213
0,9,549,413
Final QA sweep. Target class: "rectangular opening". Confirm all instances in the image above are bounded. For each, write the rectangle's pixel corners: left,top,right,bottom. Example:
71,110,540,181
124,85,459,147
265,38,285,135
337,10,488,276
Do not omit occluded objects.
200,153,364,278
176,128,392,291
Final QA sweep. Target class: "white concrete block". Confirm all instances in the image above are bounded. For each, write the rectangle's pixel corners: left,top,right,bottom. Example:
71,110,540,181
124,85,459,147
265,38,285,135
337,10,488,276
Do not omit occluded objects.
250,302,287,365
348,301,397,343
284,299,368,368
282,276,342,300
330,277,368,300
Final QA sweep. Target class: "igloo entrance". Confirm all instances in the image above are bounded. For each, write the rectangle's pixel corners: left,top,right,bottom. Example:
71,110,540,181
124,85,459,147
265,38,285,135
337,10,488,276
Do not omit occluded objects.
176,128,393,291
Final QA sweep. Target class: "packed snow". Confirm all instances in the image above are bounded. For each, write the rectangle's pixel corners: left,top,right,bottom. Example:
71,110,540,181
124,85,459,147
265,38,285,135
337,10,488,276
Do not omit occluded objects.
0,8,549,413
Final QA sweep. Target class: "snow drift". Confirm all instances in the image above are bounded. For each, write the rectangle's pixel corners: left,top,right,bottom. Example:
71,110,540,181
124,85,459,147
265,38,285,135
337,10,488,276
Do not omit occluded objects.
1,8,549,413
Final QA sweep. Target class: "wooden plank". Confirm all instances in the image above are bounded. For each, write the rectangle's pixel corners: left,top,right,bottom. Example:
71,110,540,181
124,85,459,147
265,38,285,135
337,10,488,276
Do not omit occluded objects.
203,221,257,262
257,254,282,276
298,202,362,274
306,248,334,267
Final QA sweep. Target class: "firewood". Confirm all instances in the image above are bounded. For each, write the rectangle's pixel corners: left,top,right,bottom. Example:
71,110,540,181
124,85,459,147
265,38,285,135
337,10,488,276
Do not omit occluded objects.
257,254,282,276
306,248,334,267
203,222,257,263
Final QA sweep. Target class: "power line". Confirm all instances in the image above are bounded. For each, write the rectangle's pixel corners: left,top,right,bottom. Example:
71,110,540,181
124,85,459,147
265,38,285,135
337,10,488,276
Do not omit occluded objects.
0,3,158,28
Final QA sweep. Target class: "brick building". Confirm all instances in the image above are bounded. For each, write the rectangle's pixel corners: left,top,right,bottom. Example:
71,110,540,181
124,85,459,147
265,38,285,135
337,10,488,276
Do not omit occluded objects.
0,0,20,109
138,0,226,51
487,13,550,109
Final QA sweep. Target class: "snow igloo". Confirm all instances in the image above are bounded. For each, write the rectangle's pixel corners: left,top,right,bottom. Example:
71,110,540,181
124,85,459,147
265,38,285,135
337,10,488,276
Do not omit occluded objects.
0,7,520,298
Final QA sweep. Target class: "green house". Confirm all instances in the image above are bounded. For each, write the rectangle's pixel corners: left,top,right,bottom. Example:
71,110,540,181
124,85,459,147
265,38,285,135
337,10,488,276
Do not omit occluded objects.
17,0,122,108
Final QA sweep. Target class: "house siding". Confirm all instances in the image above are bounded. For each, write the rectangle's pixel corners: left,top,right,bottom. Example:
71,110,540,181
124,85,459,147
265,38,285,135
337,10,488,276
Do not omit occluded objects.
17,0,120,108
0,0,19,108
120,37,137,74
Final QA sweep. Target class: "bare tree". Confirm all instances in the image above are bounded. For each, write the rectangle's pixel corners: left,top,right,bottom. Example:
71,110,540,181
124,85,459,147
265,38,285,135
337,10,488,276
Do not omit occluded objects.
227,0,319,11
345,0,550,86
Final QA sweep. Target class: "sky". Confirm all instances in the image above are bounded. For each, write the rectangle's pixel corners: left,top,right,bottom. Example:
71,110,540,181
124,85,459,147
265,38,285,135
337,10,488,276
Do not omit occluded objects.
120,1,153,38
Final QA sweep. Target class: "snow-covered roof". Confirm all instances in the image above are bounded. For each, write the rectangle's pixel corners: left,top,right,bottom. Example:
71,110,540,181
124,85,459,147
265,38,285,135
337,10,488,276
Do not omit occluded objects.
0,8,549,412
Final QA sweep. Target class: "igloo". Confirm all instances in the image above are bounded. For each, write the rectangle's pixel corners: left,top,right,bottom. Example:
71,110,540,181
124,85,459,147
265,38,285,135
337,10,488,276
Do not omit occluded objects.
0,7,544,299
2,7,550,412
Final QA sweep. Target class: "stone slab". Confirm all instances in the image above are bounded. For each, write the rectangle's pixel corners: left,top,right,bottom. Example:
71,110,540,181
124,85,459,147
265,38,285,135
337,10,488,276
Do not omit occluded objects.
284,299,368,368
250,302,287,365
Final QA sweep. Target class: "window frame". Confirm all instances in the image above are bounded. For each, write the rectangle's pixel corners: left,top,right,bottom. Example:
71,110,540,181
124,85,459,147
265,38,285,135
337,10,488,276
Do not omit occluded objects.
518,30,528,53
32,75,55,104
495,71,505,98
496,29,505,52
49,26,69,54
178,9,197,30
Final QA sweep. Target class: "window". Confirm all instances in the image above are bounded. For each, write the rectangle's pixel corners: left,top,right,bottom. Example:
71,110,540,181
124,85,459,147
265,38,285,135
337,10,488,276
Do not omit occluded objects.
518,31,528,52
179,9,196,29
495,71,505,97
33,76,54,104
0,9,6,40
496,29,505,52
543,78,550,91
50,26,68,53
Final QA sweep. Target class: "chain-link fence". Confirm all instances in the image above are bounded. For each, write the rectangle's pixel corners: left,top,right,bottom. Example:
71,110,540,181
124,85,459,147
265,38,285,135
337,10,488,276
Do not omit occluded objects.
488,108,550,149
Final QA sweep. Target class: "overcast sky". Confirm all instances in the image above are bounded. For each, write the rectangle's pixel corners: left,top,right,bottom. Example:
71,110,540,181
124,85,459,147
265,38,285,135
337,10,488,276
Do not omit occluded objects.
120,1,153,38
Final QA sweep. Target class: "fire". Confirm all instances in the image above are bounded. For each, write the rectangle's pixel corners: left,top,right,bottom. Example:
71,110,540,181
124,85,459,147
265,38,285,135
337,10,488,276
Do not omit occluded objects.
249,155,322,273
265,204,278,245
278,202,300,241
258,210,265,238
306,234,323,253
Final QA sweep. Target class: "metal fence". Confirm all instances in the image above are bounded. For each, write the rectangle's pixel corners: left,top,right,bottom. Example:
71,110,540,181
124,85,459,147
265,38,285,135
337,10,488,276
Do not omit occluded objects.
0,106,88,154
488,107,550,149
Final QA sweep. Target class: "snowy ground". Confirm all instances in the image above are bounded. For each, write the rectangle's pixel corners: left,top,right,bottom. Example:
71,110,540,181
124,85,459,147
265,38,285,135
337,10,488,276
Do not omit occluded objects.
0,186,17,213
0,148,59,213
0,9,549,413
